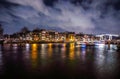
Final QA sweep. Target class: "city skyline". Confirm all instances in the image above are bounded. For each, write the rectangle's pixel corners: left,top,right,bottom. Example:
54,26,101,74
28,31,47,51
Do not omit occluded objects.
0,0,120,34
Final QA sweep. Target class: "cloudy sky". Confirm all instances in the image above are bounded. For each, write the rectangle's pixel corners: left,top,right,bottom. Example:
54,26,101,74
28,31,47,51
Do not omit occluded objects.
0,0,120,34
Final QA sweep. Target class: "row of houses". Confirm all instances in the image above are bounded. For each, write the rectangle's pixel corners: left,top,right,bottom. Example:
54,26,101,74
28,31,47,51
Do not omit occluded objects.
3,29,97,43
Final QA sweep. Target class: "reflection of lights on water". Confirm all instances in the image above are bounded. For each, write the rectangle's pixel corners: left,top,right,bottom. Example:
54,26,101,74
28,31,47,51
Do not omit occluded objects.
32,44,37,51
98,44,105,48
26,43,30,47
81,48,86,54
24,51,30,59
41,44,47,49
94,47,117,76
69,43,75,60
55,43,59,46
61,43,66,51
69,51,74,60
48,43,52,47
70,43,74,49
61,44,66,59
110,44,117,50
41,44,45,47
31,44,38,68
95,48,105,70
95,42,105,48
48,43,52,57
13,44,18,50
41,44,47,59
25,43,30,51
13,44,17,47
81,47,86,61
62,43,66,47
24,44,30,59
76,48,81,58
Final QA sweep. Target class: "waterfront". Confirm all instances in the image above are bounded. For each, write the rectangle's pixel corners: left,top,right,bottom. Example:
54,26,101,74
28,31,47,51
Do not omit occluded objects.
0,43,120,79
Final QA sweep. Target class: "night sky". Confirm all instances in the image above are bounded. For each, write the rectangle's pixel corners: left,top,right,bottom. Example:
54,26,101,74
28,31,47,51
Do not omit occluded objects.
0,0,120,34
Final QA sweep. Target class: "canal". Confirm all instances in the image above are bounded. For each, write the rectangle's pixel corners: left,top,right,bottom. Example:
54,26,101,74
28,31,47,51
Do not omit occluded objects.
0,43,120,79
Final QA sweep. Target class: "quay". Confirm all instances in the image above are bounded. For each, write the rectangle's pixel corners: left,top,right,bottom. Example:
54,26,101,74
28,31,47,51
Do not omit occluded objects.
2,39,120,45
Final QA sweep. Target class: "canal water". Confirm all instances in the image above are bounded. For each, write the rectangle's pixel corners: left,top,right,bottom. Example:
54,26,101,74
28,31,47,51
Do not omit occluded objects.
0,43,120,79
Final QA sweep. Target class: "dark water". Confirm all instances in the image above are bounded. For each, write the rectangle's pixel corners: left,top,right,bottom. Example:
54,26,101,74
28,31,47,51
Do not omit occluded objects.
0,43,120,79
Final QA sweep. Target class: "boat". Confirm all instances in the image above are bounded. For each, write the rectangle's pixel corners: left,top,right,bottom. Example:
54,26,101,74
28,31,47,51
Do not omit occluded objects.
76,41,86,48
94,40,105,47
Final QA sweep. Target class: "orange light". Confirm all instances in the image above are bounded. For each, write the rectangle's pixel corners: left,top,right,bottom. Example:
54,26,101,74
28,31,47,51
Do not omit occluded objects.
31,44,38,68
48,43,52,57
69,43,75,60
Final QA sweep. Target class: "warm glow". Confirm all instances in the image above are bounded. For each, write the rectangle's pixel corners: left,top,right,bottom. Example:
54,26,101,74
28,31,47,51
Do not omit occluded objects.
69,43,75,60
48,43,52,57
63,43,66,47
76,47,81,57
31,44,38,68
32,44,37,51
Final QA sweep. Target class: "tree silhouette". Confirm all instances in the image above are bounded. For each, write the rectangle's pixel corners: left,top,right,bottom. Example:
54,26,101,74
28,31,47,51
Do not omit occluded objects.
0,24,4,37
32,27,40,33
20,26,30,33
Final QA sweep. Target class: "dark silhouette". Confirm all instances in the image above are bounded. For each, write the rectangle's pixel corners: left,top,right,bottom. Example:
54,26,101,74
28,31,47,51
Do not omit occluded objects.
0,24,4,39
20,26,30,34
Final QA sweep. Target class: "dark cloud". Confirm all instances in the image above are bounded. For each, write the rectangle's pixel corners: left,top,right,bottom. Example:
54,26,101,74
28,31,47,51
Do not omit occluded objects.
0,0,20,8
43,0,58,7
0,0,120,34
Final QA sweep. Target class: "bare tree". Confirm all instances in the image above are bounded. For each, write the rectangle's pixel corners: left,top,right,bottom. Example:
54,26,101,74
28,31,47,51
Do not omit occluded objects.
0,24,4,39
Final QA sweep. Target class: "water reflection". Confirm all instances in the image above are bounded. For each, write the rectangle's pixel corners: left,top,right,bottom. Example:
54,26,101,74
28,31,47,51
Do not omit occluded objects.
81,47,86,61
61,43,66,60
94,45,117,79
23,44,31,60
48,43,52,58
75,47,81,59
31,44,38,68
41,44,47,59
25,43,30,51
69,43,75,60
0,43,119,79
12,44,18,54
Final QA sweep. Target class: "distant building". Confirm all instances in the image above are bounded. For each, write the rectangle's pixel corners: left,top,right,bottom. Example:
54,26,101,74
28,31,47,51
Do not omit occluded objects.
59,32,66,41
66,32,75,42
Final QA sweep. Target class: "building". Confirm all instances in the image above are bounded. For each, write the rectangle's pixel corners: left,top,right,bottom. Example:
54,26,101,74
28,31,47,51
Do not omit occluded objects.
66,32,75,42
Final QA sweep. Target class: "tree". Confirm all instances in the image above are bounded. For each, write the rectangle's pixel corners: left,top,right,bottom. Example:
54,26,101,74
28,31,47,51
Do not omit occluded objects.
32,27,40,33
20,26,30,33
0,24,4,39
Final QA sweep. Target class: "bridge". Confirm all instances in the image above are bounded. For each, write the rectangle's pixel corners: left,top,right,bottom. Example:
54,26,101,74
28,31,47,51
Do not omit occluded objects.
96,34,119,40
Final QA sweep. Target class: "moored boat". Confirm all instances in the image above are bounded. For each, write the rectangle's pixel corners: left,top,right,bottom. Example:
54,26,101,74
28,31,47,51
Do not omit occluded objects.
76,41,86,48
94,40,105,47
